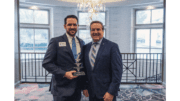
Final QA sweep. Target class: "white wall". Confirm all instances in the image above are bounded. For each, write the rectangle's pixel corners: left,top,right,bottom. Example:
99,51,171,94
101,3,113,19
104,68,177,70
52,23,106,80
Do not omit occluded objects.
15,0,21,85
108,7,132,53
53,7,77,37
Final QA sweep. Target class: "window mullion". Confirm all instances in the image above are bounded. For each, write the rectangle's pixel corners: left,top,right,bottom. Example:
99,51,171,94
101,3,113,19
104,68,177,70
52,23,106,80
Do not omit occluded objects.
33,9,35,24
150,9,152,24
33,10,35,53
149,29,151,53
34,29,35,53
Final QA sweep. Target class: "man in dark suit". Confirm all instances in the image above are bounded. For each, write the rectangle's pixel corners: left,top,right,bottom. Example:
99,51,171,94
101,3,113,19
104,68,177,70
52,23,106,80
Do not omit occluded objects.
42,15,85,101
82,21,123,101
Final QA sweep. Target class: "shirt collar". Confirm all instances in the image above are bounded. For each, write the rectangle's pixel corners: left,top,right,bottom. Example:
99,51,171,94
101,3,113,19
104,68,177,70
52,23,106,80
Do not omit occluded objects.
92,37,103,45
66,32,76,40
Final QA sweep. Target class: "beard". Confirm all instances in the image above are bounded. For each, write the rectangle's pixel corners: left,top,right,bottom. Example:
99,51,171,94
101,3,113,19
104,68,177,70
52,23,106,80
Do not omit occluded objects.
67,28,77,37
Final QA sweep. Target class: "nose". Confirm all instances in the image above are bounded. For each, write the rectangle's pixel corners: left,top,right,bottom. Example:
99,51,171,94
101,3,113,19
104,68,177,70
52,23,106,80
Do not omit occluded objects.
94,30,98,33
71,25,75,28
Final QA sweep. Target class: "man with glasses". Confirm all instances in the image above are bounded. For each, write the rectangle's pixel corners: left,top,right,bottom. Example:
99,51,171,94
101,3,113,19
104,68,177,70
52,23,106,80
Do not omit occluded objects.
42,15,85,101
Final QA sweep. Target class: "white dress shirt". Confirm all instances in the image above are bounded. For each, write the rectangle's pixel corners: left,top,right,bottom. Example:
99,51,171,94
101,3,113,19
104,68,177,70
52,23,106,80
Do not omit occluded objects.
66,33,81,56
89,38,103,67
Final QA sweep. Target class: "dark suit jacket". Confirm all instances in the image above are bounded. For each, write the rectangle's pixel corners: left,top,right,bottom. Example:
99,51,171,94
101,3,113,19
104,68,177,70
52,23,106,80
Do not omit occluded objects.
42,33,85,97
82,38,123,99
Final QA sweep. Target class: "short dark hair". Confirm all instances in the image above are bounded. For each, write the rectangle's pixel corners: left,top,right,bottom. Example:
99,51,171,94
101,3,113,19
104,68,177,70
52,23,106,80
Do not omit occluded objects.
90,21,104,31
64,15,78,25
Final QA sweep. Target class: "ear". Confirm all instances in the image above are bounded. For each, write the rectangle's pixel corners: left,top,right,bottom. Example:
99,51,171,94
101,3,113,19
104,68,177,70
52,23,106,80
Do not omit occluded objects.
64,24,66,29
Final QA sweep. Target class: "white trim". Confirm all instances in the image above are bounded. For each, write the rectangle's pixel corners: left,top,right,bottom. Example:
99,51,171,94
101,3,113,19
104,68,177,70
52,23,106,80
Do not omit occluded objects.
50,7,54,38
162,82,166,86
20,2,57,7
106,8,109,39
20,1,163,8
130,8,135,53
122,2,163,7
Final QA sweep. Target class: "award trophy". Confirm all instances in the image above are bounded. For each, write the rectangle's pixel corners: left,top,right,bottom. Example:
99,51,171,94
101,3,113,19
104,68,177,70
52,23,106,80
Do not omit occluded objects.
73,53,85,76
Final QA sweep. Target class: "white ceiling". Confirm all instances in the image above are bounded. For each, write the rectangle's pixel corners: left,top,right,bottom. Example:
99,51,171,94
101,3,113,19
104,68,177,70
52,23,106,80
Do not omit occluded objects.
21,0,163,7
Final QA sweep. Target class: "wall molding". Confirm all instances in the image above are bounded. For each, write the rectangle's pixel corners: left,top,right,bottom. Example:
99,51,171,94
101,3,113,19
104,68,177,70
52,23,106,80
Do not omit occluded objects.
21,1,163,8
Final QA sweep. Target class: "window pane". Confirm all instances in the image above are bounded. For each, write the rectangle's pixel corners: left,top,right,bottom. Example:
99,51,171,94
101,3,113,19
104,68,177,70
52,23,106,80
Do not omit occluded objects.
79,30,105,44
35,48,47,52
151,29,163,48
152,9,163,23
34,10,49,24
21,48,34,51
136,48,149,53
20,28,34,52
91,13,105,25
79,30,92,44
79,12,105,25
20,8,49,24
20,8,33,23
136,10,151,24
35,29,49,48
136,29,150,48
20,28,49,52
151,49,162,53
79,13,89,25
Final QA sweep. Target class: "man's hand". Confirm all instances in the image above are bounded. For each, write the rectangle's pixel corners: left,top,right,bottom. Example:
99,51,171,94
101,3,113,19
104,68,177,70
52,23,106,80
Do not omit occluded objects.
64,70,78,80
83,89,89,97
103,92,114,101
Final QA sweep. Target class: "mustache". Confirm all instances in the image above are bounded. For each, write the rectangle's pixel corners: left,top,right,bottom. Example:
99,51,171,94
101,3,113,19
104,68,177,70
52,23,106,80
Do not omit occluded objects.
92,33,100,36
69,29,76,31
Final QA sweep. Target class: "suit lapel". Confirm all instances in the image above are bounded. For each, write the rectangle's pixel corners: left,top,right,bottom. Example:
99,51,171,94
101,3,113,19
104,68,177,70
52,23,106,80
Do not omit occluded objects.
85,43,92,71
93,38,106,70
62,34,75,62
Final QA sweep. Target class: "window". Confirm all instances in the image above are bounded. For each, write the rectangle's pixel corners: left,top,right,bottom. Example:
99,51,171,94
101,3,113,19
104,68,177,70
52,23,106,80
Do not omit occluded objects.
135,8,164,54
19,7,50,52
136,29,162,53
78,12,106,44
20,8,49,24
20,28,49,52
136,8,163,24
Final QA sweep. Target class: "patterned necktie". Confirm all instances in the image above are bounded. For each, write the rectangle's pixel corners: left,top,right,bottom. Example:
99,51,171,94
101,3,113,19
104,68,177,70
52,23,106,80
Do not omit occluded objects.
90,42,98,70
72,37,77,61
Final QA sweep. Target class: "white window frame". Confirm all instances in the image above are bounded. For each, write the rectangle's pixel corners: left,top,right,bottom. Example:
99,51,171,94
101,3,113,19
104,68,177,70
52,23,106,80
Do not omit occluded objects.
133,7,164,53
19,4,52,53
